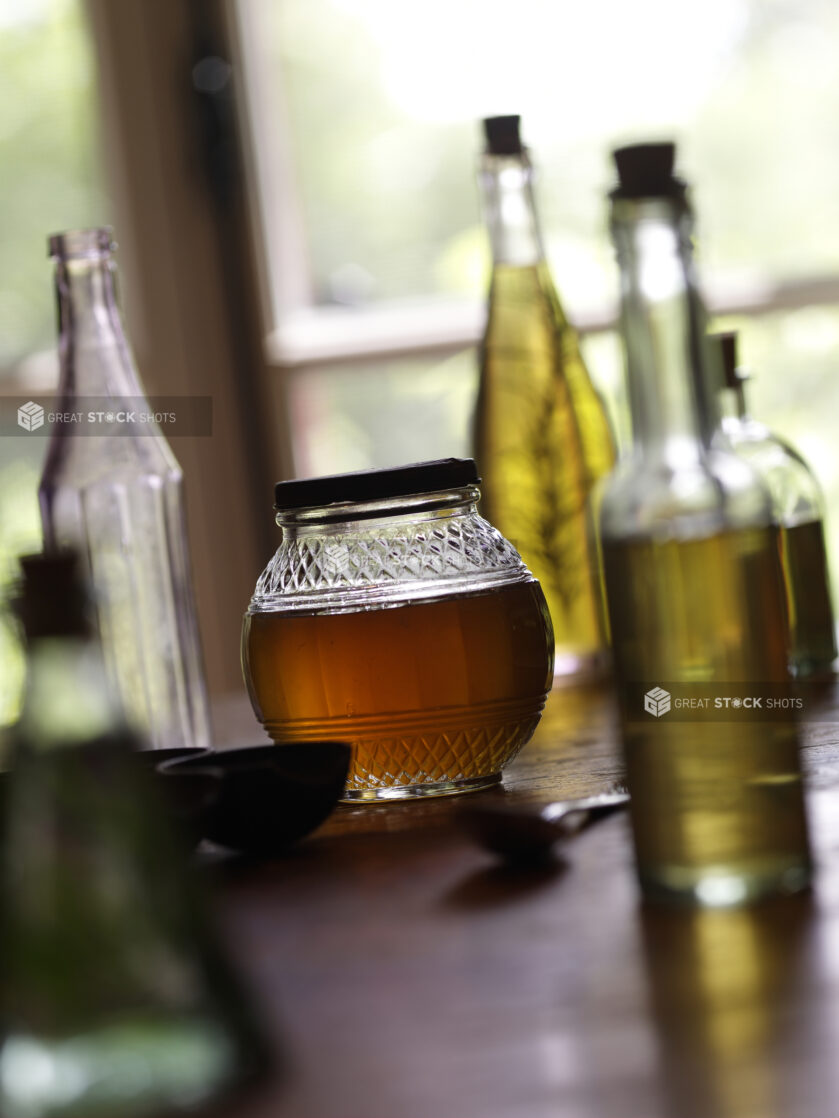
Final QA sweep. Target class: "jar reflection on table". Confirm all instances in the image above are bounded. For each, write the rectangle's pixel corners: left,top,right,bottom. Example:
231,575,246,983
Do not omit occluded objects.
241,460,555,801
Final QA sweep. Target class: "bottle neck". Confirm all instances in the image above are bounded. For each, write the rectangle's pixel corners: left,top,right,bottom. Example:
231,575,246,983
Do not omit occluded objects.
18,636,126,752
479,152,545,267
53,251,144,398
734,383,749,420
720,384,750,423
611,197,720,463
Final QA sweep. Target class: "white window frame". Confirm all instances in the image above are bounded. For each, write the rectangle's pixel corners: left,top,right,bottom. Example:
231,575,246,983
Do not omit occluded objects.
227,0,839,377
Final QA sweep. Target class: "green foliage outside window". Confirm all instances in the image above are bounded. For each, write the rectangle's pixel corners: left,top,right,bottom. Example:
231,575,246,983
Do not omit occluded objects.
0,0,108,725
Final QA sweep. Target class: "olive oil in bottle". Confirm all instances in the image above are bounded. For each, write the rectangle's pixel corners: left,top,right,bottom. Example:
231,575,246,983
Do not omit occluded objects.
780,518,837,674
601,144,811,905
603,528,810,903
716,332,837,679
474,116,615,676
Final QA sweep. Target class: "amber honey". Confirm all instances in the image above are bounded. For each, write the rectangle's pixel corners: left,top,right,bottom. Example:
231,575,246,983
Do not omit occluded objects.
242,580,554,799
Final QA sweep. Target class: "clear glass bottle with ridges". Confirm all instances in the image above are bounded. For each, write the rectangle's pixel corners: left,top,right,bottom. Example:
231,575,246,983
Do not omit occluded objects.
473,115,615,679
715,331,837,680
38,229,210,750
600,144,811,905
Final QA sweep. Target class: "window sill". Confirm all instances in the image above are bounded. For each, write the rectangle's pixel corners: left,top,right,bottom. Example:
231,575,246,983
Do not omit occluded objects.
263,273,839,371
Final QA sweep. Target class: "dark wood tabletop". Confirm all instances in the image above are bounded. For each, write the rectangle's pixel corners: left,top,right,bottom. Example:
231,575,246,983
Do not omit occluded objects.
209,682,839,1118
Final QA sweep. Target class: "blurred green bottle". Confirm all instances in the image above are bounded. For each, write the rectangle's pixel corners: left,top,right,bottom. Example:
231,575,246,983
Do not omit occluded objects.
473,115,615,678
0,550,267,1118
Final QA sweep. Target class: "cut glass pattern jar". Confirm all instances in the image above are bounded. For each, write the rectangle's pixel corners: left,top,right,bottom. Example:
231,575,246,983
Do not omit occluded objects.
242,459,554,801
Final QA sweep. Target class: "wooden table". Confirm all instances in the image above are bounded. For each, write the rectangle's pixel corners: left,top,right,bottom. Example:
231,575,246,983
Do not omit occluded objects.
210,682,839,1118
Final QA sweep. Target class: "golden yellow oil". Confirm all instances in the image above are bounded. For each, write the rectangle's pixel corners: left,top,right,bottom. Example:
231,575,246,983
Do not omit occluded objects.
474,262,615,670
602,526,811,904
780,518,837,678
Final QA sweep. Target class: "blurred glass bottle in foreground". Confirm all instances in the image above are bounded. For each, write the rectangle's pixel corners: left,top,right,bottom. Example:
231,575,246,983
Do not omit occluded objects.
0,550,265,1118
473,116,615,678
600,143,811,905
39,229,210,750
715,331,837,680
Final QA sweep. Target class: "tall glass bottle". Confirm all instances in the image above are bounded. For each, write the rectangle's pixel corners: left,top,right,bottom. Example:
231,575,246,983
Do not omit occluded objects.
473,116,615,678
0,550,265,1118
39,229,210,750
600,143,811,905
715,331,837,679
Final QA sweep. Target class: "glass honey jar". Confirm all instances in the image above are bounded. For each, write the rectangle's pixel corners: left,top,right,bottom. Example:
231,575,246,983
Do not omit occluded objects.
242,459,554,800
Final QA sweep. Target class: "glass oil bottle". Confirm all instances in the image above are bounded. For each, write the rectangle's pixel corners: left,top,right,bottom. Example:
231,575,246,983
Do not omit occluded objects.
715,331,837,679
600,144,811,905
39,229,210,751
473,116,615,678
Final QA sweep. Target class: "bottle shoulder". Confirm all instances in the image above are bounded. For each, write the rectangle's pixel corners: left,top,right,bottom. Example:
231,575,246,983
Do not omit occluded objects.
721,417,824,524
16,638,130,751
599,443,773,541
40,430,182,490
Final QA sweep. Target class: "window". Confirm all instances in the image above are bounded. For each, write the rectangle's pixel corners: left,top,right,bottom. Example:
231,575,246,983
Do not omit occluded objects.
232,0,839,593
3,0,839,721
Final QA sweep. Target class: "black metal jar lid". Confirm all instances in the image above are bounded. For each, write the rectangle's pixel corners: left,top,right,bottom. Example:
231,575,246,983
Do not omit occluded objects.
274,458,480,511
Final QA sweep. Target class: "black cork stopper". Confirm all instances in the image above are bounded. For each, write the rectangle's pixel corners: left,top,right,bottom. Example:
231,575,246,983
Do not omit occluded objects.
713,330,750,391
16,550,93,640
717,332,740,389
611,142,686,200
483,116,523,156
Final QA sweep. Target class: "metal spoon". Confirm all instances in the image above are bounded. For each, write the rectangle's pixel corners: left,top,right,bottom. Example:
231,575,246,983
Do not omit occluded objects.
457,789,629,863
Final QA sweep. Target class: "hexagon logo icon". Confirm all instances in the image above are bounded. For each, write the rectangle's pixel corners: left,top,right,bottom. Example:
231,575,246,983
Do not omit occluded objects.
644,686,671,717
18,401,44,432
